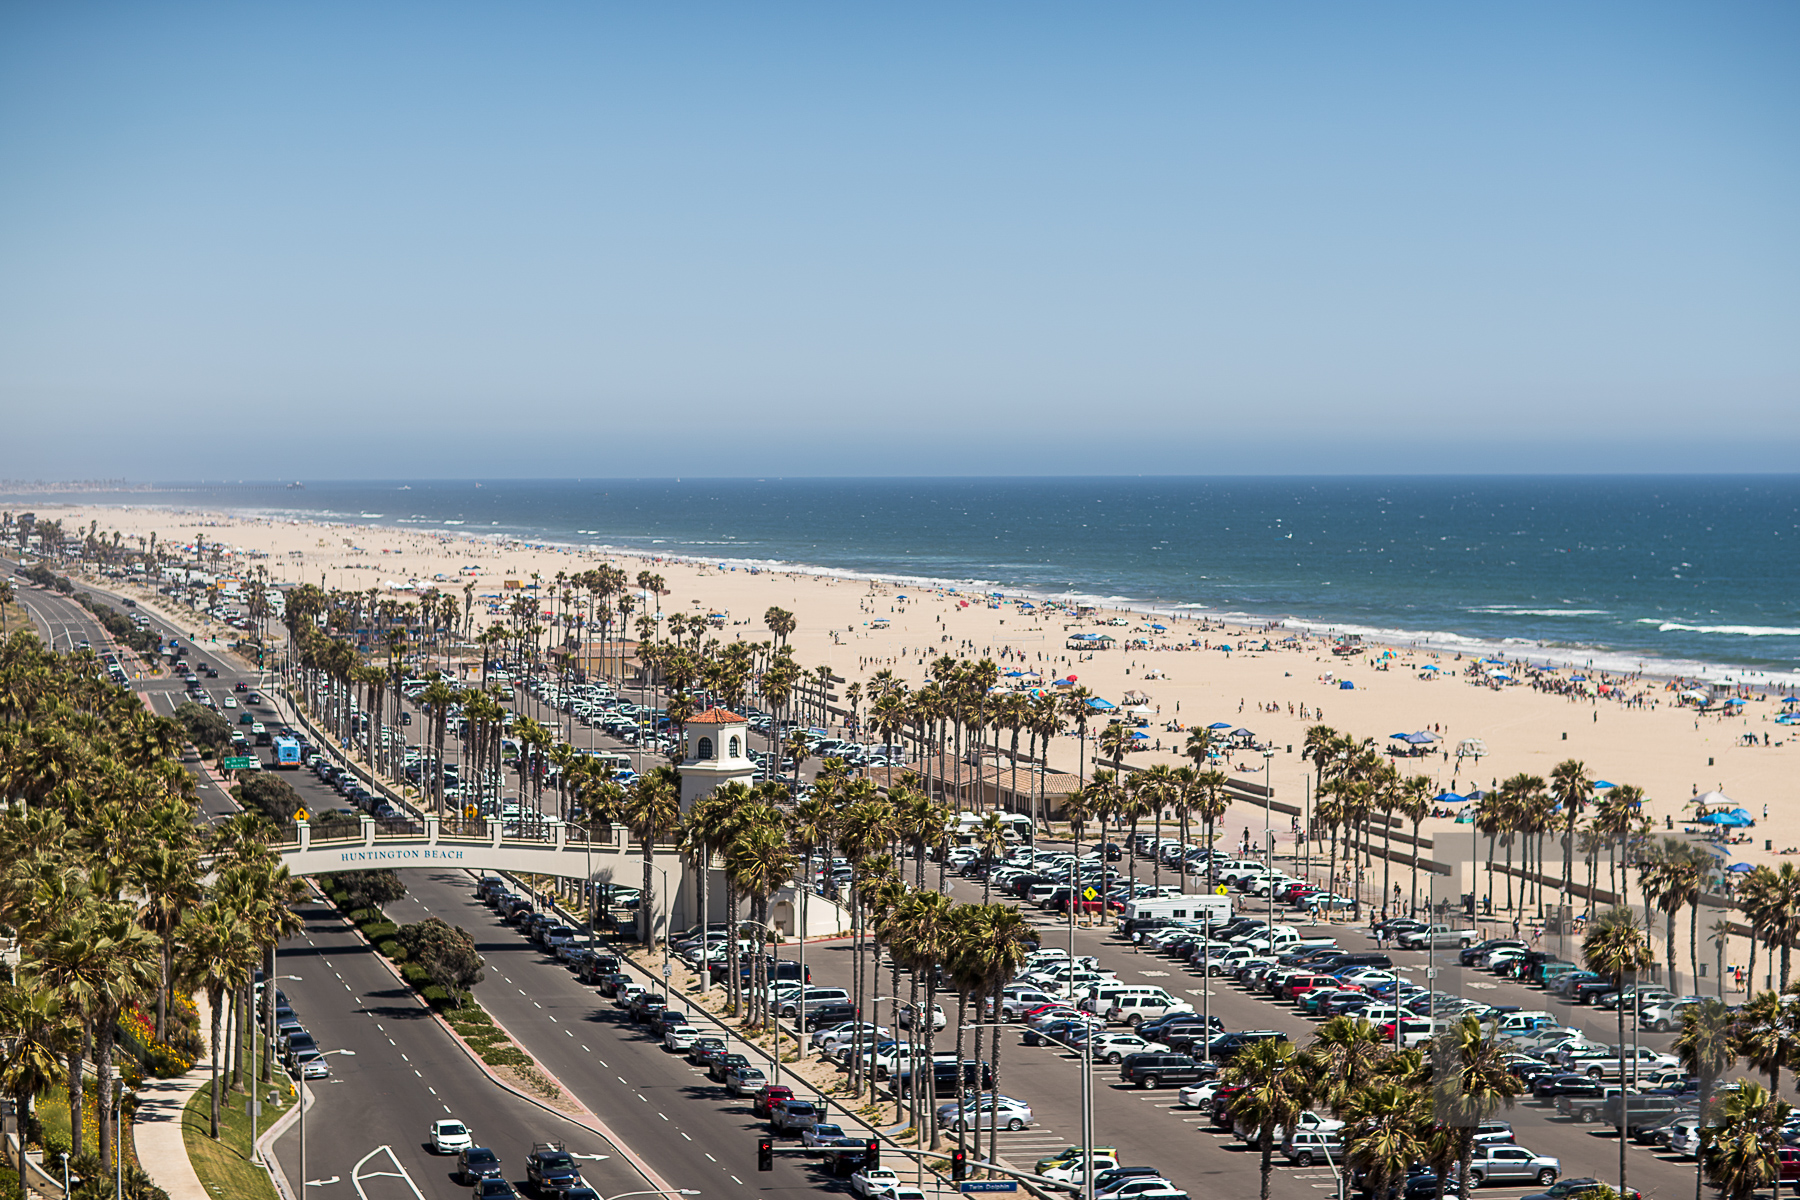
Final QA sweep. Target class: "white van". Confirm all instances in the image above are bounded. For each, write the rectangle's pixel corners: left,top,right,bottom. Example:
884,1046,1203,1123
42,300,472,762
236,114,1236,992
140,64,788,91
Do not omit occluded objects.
1081,983,1165,1016
1121,894,1232,925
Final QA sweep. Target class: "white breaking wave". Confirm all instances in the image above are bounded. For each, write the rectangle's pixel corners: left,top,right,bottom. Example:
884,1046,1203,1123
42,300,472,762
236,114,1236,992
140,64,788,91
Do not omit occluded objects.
1468,606,1611,617
1638,620,1800,637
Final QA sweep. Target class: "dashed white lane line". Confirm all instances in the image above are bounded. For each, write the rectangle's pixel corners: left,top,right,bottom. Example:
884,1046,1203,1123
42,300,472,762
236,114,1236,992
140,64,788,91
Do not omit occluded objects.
658,1112,668,1121
730,1175,744,1185
681,1133,692,1141
565,1030,573,1037
618,1076,628,1085
428,1087,437,1095
705,1154,716,1162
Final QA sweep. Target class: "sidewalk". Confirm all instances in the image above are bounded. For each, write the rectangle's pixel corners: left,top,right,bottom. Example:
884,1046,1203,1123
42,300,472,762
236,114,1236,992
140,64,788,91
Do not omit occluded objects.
132,994,215,1200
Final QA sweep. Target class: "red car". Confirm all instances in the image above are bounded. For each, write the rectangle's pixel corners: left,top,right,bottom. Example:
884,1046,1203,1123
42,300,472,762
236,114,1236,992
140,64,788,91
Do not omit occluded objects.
751,1084,794,1119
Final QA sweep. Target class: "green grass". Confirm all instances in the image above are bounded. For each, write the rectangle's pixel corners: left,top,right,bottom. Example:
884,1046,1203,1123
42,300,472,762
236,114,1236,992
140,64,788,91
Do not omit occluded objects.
181,1077,293,1200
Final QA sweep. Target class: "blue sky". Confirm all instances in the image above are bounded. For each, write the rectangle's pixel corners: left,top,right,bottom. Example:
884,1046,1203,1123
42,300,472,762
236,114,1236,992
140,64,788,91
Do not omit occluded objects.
1,3,1795,478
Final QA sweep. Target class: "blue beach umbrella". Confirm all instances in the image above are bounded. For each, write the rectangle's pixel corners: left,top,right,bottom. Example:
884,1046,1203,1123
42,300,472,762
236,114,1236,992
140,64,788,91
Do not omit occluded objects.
1728,862,1755,873
1208,722,1233,730
1434,792,1468,804
1593,780,1615,790
1087,697,1116,710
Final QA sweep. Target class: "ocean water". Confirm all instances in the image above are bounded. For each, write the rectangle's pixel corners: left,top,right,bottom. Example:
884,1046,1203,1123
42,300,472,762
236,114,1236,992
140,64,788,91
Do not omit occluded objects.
13,476,1800,683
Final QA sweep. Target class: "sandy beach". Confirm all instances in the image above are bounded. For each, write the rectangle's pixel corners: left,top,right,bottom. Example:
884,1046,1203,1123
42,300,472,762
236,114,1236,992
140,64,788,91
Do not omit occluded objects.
30,502,1796,858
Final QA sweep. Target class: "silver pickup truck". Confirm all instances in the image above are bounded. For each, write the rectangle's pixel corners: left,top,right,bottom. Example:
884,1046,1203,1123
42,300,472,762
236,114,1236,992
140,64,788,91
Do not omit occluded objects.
1395,924,1480,950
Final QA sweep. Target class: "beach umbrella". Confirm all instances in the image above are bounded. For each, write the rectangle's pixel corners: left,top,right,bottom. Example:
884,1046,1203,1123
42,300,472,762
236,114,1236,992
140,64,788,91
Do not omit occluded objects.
1003,670,1027,678
1728,862,1755,873
1207,722,1233,730
1433,792,1468,804
1703,843,1733,857
1231,727,1255,738
1151,624,1167,631
1419,664,1440,672
1592,780,1615,790
1086,697,1116,710
1130,731,1149,739
1339,680,1355,689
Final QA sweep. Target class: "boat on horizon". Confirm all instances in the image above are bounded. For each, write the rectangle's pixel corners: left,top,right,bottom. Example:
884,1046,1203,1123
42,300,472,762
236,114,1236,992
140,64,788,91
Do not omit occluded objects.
287,481,304,489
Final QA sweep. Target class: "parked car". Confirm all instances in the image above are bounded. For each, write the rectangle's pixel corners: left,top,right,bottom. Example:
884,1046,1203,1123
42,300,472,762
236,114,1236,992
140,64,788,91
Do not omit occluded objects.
770,1098,821,1135
1465,1145,1560,1187
727,1065,768,1096
937,1096,1033,1132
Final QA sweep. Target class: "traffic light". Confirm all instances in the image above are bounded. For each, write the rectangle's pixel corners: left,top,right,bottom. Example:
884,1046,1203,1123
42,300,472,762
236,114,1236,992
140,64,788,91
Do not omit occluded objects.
951,1149,968,1182
757,1138,773,1172
864,1139,879,1170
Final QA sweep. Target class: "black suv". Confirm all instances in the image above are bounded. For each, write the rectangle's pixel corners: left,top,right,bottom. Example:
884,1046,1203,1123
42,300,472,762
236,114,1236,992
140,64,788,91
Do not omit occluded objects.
1119,1052,1206,1090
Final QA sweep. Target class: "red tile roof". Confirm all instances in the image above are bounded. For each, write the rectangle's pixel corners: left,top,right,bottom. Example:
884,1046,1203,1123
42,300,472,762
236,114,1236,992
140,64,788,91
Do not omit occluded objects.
687,707,747,725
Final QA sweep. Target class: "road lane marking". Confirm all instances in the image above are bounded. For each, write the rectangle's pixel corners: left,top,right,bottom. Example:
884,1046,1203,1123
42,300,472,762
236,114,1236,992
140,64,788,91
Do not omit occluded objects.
730,1175,743,1185
659,1112,668,1120
681,1133,692,1141
619,1076,628,1085
705,1154,715,1162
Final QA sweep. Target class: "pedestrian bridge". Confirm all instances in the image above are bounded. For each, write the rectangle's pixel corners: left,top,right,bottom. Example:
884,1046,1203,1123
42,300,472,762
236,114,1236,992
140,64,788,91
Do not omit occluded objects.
270,814,649,878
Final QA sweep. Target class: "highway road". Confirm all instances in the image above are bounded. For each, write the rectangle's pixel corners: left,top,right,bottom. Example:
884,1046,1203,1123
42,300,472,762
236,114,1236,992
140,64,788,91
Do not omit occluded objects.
390,868,863,1200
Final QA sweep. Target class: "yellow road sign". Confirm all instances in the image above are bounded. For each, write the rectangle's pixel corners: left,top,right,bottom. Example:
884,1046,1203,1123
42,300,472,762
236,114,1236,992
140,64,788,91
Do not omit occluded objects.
295,807,308,821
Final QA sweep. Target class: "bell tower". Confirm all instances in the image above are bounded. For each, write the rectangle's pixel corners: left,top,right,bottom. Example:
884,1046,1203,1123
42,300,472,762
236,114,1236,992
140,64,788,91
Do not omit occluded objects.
678,707,756,810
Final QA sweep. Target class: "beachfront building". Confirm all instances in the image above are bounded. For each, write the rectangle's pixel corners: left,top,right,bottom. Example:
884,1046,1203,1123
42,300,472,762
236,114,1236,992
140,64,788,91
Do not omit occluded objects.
677,706,756,809
672,707,847,937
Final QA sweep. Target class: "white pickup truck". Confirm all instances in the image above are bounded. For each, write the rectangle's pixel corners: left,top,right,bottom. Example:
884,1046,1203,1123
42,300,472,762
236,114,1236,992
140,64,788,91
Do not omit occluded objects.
1395,924,1480,950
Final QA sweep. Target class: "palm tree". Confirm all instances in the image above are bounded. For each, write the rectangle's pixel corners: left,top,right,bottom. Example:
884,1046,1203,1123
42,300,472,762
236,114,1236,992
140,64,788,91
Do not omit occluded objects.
622,766,681,948
1676,999,1737,1200
1550,759,1592,901
132,842,203,1042
1342,1081,1429,1200
724,821,797,1077
1307,1015,1389,1116
1584,907,1655,1192
0,981,70,1200
971,904,1034,1169
1224,1037,1317,1200
180,898,256,1140
1429,1014,1526,1200
1704,1081,1791,1200
1734,989,1797,1095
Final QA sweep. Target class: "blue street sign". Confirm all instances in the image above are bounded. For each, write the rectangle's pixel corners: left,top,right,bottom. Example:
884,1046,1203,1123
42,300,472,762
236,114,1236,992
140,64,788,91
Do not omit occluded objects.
961,1183,1018,1193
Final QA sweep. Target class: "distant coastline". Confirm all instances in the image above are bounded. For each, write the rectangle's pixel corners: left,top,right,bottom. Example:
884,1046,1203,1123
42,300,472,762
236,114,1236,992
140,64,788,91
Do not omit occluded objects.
8,475,1798,686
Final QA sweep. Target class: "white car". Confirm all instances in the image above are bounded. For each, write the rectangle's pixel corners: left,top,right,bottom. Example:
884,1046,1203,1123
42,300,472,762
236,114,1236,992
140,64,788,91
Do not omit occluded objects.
663,1022,698,1052
898,1003,947,1032
815,1023,890,1053
1089,1033,1169,1064
1178,1080,1223,1108
223,697,238,708
429,1119,472,1154
935,1096,1033,1132
1044,1156,1120,1184
851,1167,903,1197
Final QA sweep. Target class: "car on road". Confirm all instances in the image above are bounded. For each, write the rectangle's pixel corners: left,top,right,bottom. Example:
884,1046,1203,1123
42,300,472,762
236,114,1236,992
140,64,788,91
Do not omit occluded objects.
429,1119,473,1154
802,1122,865,1156
727,1065,768,1096
474,1179,519,1200
525,1141,583,1193
1465,1145,1559,1187
456,1147,504,1184
851,1167,904,1197
751,1084,795,1119
296,1054,330,1079
688,1037,726,1066
708,1052,749,1082
662,1020,698,1052
770,1098,821,1135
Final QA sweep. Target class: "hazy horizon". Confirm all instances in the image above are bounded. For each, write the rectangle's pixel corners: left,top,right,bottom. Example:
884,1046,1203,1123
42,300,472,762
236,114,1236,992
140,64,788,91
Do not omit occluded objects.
2,3,1795,478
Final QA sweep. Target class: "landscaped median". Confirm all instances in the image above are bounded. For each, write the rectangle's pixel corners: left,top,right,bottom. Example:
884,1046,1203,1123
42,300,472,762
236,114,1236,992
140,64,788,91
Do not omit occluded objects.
318,869,566,1105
